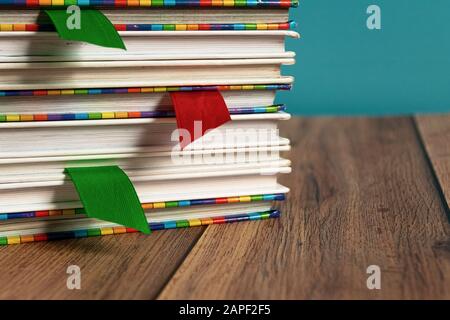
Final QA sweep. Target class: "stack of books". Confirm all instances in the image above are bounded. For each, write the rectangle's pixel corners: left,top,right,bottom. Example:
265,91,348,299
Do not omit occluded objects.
0,0,298,245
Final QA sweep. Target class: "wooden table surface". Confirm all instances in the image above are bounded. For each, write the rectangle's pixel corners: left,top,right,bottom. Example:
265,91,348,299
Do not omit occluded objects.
1,116,449,300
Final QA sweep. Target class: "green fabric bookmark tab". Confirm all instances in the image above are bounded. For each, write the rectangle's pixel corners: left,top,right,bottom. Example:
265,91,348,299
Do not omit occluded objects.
44,9,126,50
65,166,150,234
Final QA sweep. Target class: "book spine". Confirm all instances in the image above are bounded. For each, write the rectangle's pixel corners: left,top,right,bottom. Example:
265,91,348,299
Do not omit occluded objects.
0,105,286,122
0,210,281,245
0,84,291,97
0,21,297,32
0,194,285,220
0,0,298,8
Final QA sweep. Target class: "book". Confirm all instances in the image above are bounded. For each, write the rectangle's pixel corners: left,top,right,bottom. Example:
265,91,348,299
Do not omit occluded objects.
0,30,298,62
0,8,292,24
0,203,283,245
0,145,290,176
0,113,289,155
0,84,290,117
0,58,294,90
0,162,290,211
0,1,298,244
0,0,298,9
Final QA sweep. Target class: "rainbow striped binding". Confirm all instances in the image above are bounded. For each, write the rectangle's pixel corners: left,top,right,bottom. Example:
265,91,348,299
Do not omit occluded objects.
0,210,281,245
0,0,298,8
0,84,291,97
0,194,285,220
0,194,285,244
0,105,286,122
0,21,296,32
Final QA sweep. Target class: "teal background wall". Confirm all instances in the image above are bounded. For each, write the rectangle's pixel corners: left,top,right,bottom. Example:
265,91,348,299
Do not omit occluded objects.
277,0,450,115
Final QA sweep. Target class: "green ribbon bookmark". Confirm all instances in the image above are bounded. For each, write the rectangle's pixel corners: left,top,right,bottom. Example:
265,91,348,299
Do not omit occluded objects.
65,166,150,234
44,9,126,50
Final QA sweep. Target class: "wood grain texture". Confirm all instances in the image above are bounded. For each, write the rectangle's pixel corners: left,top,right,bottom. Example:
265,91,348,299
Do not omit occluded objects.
0,227,205,299
415,114,450,216
1,117,450,300
158,117,450,299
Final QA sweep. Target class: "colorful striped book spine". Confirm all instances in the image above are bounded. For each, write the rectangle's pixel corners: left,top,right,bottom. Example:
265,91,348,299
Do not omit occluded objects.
0,0,298,8
0,21,297,32
0,84,291,97
0,105,286,122
0,210,281,245
0,193,285,219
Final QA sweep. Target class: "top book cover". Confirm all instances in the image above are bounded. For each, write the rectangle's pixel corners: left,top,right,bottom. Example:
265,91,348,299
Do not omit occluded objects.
0,0,299,8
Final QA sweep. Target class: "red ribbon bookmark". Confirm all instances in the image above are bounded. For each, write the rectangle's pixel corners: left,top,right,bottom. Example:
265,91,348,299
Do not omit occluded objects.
170,90,231,149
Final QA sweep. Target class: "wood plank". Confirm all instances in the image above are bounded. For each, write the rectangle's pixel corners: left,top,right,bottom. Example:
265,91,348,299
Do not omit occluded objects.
0,227,205,299
158,117,450,299
415,114,450,214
